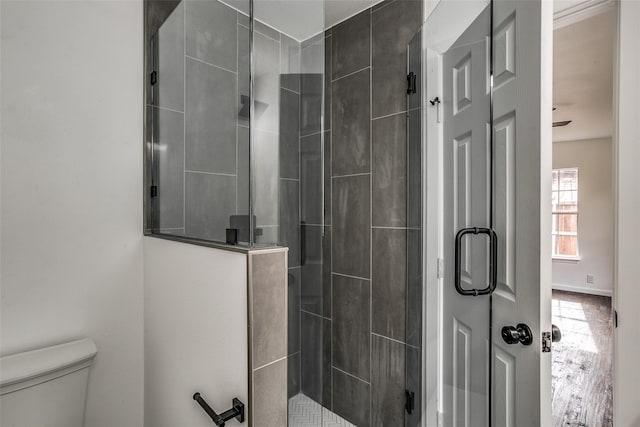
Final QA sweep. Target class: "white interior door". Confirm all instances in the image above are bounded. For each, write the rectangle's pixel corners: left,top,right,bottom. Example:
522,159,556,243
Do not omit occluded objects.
490,1,553,425
441,5,492,426
428,0,553,425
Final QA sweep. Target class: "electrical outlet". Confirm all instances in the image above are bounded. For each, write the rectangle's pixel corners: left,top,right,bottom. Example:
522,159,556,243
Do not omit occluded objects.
586,274,595,284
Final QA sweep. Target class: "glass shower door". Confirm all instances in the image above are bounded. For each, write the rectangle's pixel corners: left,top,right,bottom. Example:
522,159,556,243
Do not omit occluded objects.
418,2,494,425
146,0,252,243
247,0,327,425
405,27,424,427
413,1,552,424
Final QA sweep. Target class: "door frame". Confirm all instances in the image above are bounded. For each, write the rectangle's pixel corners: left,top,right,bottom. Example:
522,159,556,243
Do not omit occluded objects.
420,0,639,425
612,1,640,425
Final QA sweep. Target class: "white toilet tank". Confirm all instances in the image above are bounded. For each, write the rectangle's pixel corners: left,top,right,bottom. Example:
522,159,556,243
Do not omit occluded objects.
0,338,97,427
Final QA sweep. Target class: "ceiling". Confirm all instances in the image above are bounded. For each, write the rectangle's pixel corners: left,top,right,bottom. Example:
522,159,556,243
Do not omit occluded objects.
324,0,383,29
553,8,615,142
220,0,385,41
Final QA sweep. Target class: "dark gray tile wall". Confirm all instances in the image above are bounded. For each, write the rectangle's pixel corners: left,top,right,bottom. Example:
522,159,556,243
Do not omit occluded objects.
372,113,407,227
320,1,423,425
332,274,370,381
280,179,300,267
332,175,371,279
332,369,371,427
301,311,323,403
288,351,301,399
301,225,323,315
372,228,407,342
276,32,304,401
371,0,423,118
331,69,370,176
331,9,370,80
300,134,323,225
295,31,328,410
371,334,406,426
280,89,300,180
288,267,301,356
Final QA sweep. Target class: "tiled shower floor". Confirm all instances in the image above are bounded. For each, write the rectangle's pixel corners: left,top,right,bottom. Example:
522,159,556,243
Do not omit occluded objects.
288,394,355,427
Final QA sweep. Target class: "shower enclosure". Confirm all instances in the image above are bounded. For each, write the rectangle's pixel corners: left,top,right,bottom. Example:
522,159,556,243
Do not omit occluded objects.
144,0,424,425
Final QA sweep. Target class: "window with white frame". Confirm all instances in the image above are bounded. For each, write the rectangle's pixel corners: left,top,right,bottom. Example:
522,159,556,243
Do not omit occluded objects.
552,168,579,258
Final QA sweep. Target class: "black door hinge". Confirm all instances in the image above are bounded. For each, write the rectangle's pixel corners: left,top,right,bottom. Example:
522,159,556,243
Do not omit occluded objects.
614,310,618,328
150,185,158,198
407,72,417,94
150,70,157,86
405,389,415,414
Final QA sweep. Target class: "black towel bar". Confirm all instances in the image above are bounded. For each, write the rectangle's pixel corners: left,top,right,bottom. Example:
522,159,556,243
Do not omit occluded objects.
193,392,245,426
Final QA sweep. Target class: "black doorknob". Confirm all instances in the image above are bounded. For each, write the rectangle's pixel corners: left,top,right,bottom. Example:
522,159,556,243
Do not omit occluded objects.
501,323,533,346
552,324,561,343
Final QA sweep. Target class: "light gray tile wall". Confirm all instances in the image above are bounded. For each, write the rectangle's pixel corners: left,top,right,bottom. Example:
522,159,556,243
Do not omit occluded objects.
186,0,237,71
149,2,299,243
185,57,237,174
249,250,288,426
253,358,287,426
184,172,235,241
253,33,280,134
149,0,254,240
281,35,301,92
157,1,184,111
151,106,185,229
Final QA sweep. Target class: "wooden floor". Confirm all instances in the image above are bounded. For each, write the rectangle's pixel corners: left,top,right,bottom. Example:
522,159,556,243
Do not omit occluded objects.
552,290,613,426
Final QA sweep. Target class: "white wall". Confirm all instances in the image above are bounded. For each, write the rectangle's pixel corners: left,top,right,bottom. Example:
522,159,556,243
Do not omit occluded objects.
0,1,144,426
143,237,248,427
614,1,640,425
552,138,614,296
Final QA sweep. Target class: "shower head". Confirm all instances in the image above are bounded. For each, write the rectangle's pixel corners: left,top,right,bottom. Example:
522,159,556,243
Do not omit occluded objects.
238,95,268,119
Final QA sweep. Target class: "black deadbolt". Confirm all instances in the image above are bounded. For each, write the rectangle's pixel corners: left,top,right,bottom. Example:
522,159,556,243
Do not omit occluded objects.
501,323,533,346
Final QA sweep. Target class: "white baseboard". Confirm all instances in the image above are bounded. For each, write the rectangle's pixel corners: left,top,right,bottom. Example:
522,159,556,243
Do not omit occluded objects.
552,282,613,297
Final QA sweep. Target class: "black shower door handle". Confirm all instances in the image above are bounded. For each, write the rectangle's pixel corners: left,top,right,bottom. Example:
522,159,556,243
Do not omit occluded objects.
454,227,498,296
